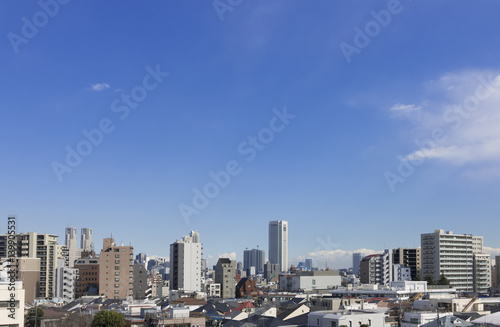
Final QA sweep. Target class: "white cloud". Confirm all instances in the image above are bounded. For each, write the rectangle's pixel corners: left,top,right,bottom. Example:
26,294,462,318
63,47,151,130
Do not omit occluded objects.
392,70,500,176
218,252,237,261
207,255,214,259
296,248,380,270
90,83,110,91
390,103,422,112
484,246,500,258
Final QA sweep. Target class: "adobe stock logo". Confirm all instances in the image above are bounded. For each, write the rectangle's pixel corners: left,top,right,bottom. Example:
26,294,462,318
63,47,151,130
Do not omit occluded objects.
7,0,71,54
179,106,296,224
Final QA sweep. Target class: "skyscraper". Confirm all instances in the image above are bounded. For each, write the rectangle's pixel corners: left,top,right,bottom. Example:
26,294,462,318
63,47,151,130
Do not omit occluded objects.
269,220,288,272
352,252,362,276
243,248,265,274
65,227,78,267
170,232,202,292
81,228,93,252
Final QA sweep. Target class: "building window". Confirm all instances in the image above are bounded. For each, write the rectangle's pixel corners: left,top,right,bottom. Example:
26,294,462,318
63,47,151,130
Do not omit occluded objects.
331,322,337,327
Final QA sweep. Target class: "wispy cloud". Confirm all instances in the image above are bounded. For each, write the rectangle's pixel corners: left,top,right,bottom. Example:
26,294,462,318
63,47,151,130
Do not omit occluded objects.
90,82,110,91
484,246,500,258
390,103,421,112
391,70,500,177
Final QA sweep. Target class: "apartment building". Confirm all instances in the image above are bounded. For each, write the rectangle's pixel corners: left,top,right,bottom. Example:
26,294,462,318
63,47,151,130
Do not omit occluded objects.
215,258,236,298
99,238,134,300
0,232,67,298
55,258,78,303
359,250,393,285
393,247,421,280
170,232,202,292
74,257,99,297
421,229,490,292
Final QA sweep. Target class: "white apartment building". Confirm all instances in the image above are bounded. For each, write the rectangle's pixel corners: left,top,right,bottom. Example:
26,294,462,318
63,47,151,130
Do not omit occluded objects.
269,220,288,272
0,232,68,298
279,271,342,291
309,311,386,327
170,232,202,292
55,258,78,303
0,281,24,327
421,230,490,292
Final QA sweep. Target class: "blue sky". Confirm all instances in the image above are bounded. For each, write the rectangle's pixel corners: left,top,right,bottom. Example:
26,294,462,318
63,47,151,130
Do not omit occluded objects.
2,1,500,269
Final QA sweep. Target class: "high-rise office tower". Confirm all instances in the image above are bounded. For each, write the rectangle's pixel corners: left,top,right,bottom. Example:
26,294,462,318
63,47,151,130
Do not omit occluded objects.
269,220,288,272
421,229,491,293
65,227,78,267
81,228,93,252
243,248,265,274
170,233,202,292
353,252,362,276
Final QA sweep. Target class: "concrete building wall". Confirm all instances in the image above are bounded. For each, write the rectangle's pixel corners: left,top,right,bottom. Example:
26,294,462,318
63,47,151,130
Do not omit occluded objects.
99,238,134,300
170,240,201,292
133,263,148,299
16,257,40,303
215,258,236,298
279,274,342,291
421,230,487,292
0,281,24,327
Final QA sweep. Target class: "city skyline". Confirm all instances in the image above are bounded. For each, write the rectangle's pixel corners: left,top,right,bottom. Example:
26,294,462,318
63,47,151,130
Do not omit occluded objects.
2,2,500,270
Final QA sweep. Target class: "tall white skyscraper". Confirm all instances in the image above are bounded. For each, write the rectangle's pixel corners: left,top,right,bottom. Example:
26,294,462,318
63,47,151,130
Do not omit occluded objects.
170,232,202,292
81,228,93,252
65,227,78,267
269,220,288,272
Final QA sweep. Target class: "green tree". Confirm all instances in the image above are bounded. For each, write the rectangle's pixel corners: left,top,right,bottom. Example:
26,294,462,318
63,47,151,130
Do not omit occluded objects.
25,307,44,327
438,274,451,286
414,274,421,281
424,274,436,285
91,310,126,327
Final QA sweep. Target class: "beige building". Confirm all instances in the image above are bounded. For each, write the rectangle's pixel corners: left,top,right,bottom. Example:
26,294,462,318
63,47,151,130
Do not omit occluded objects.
0,232,67,298
99,238,134,300
15,258,40,303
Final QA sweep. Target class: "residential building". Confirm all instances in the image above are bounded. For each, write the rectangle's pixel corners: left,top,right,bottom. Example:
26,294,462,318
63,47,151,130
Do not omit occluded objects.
308,310,385,327
206,282,221,297
55,258,78,303
393,264,411,281
98,237,134,300
0,281,24,327
353,252,362,276
236,277,258,298
359,250,393,285
421,229,489,292
264,262,280,282
15,257,40,303
279,270,341,291
133,263,149,299
496,256,500,288
0,232,67,298
170,232,202,292
74,257,99,297
243,248,265,275
215,258,236,298
393,247,421,280
269,220,288,272
473,253,491,294
81,228,93,252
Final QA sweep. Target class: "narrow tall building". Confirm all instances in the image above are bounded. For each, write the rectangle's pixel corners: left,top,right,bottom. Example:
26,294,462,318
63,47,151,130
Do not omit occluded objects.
215,258,236,298
269,220,288,272
65,227,79,267
421,229,490,293
99,238,134,300
170,233,202,292
81,228,93,252
352,252,362,276
359,250,393,285
243,248,265,275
